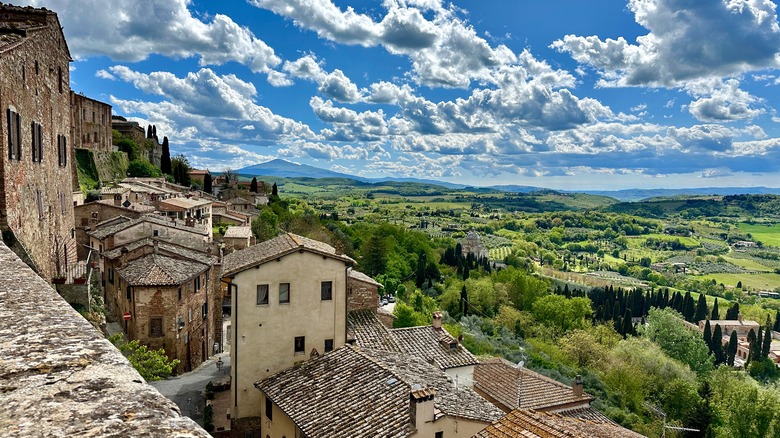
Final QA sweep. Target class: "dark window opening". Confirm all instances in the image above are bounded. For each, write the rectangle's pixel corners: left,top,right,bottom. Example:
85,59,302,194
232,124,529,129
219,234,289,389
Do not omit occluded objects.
325,339,334,352
150,317,163,337
126,286,132,300
265,396,273,420
294,336,305,355
321,281,333,301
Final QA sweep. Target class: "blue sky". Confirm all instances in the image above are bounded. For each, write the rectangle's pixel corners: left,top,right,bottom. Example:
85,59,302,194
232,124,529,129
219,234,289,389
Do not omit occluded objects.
20,0,780,189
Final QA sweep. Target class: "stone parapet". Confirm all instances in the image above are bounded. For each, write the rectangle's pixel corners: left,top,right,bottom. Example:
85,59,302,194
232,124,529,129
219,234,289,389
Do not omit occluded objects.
0,241,209,437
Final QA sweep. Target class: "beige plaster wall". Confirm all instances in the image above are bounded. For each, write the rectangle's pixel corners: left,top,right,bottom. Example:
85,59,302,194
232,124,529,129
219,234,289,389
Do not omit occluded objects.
230,251,350,419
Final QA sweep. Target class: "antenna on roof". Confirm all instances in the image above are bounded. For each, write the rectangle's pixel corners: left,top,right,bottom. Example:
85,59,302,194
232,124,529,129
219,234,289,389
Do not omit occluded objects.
516,360,524,368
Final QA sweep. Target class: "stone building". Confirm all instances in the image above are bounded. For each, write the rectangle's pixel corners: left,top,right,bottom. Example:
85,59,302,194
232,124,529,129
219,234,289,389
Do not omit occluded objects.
347,269,382,311
462,230,489,259
222,225,253,253
102,238,221,373
73,199,152,259
0,3,77,280
221,233,354,432
70,92,111,152
111,118,145,146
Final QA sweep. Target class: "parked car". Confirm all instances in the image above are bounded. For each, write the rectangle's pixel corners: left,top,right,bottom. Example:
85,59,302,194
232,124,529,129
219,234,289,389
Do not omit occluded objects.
388,296,396,303
381,299,388,306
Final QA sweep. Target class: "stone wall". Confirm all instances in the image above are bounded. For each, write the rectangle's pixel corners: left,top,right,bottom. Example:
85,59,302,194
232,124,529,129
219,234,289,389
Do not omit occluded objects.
70,92,112,152
55,282,89,309
347,277,380,311
0,5,76,279
0,240,209,436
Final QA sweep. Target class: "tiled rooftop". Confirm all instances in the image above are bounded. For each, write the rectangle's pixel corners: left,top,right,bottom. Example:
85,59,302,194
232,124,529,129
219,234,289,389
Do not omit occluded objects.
474,358,593,412
101,237,216,265
474,409,646,438
222,232,354,276
223,226,252,239
390,325,479,370
256,346,502,438
159,197,211,209
348,309,401,351
117,253,208,286
88,213,209,240
348,269,382,286
0,241,208,436
557,406,615,424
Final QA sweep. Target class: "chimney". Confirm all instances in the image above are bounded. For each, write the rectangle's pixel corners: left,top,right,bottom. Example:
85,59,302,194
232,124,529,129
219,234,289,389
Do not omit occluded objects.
409,387,435,429
572,375,583,397
738,313,743,323
432,312,443,330
120,247,129,268
152,239,159,255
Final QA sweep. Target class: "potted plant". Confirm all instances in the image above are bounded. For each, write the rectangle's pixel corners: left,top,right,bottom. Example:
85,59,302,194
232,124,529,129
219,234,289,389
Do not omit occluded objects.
52,276,66,284
74,276,87,284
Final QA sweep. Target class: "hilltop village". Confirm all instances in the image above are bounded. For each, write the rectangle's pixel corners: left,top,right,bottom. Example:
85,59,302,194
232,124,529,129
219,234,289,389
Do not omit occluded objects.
4,3,780,438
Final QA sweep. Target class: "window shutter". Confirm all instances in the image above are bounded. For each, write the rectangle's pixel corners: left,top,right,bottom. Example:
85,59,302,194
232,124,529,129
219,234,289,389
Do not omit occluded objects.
15,113,21,161
37,123,43,162
31,122,36,162
7,108,15,160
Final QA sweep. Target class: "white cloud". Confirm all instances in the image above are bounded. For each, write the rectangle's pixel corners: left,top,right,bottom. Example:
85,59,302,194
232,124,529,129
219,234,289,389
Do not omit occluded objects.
95,69,115,80
19,0,281,74
551,0,780,87
686,79,764,122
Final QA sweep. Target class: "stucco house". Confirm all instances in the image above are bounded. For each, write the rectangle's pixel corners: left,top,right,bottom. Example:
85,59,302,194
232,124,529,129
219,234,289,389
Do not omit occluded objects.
255,346,503,438
221,232,355,432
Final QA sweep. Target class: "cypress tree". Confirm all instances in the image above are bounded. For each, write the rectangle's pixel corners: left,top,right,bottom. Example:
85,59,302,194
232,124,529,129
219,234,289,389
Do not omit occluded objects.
460,286,468,317
774,309,780,332
762,325,773,359
250,177,258,193
694,294,708,323
726,331,738,366
747,328,758,363
683,292,696,322
272,183,278,196
712,324,724,365
711,298,720,320
462,263,470,281
725,302,740,320
621,307,633,338
203,172,212,194
703,319,712,353
415,251,427,288
146,125,153,138
160,136,171,174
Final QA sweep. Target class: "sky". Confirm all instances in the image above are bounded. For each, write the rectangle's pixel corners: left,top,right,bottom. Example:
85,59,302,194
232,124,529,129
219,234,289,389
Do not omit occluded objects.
17,0,780,190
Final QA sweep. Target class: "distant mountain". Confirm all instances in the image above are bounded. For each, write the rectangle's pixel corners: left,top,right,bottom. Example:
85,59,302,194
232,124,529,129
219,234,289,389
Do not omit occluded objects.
577,187,780,202
237,159,468,188
236,160,779,201
237,159,369,181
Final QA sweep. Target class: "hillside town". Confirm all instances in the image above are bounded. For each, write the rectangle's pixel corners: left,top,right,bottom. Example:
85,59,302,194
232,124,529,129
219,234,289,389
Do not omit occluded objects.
4,3,780,438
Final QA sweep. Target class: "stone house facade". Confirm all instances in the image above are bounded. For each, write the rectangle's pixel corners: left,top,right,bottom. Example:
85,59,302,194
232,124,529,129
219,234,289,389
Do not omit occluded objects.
347,269,382,311
70,92,111,152
104,239,221,373
0,3,76,279
73,199,151,259
221,233,354,430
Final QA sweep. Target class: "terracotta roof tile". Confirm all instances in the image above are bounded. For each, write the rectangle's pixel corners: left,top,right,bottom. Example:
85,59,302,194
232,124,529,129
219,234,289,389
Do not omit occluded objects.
348,269,382,286
474,359,592,412
348,309,401,352
222,233,353,276
475,409,646,438
102,238,216,265
223,226,252,239
390,325,479,370
88,213,209,240
117,253,208,286
256,346,502,438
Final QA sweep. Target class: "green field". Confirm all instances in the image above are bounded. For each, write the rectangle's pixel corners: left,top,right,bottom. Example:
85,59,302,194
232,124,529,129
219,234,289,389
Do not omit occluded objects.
737,223,780,246
699,272,780,292
721,255,774,272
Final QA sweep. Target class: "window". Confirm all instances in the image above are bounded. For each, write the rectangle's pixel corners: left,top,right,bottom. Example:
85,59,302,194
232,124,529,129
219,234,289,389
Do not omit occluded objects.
57,66,63,93
194,275,200,292
256,284,269,305
36,190,44,220
150,317,163,337
108,268,114,284
202,302,208,320
126,286,132,300
178,287,182,301
153,230,159,237
188,308,192,322
325,339,334,352
435,432,444,438
279,283,290,304
321,281,333,301
57,134,67,167
265,396,273,420
31,121,42,162
294,336,305,355
7,108,21,160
